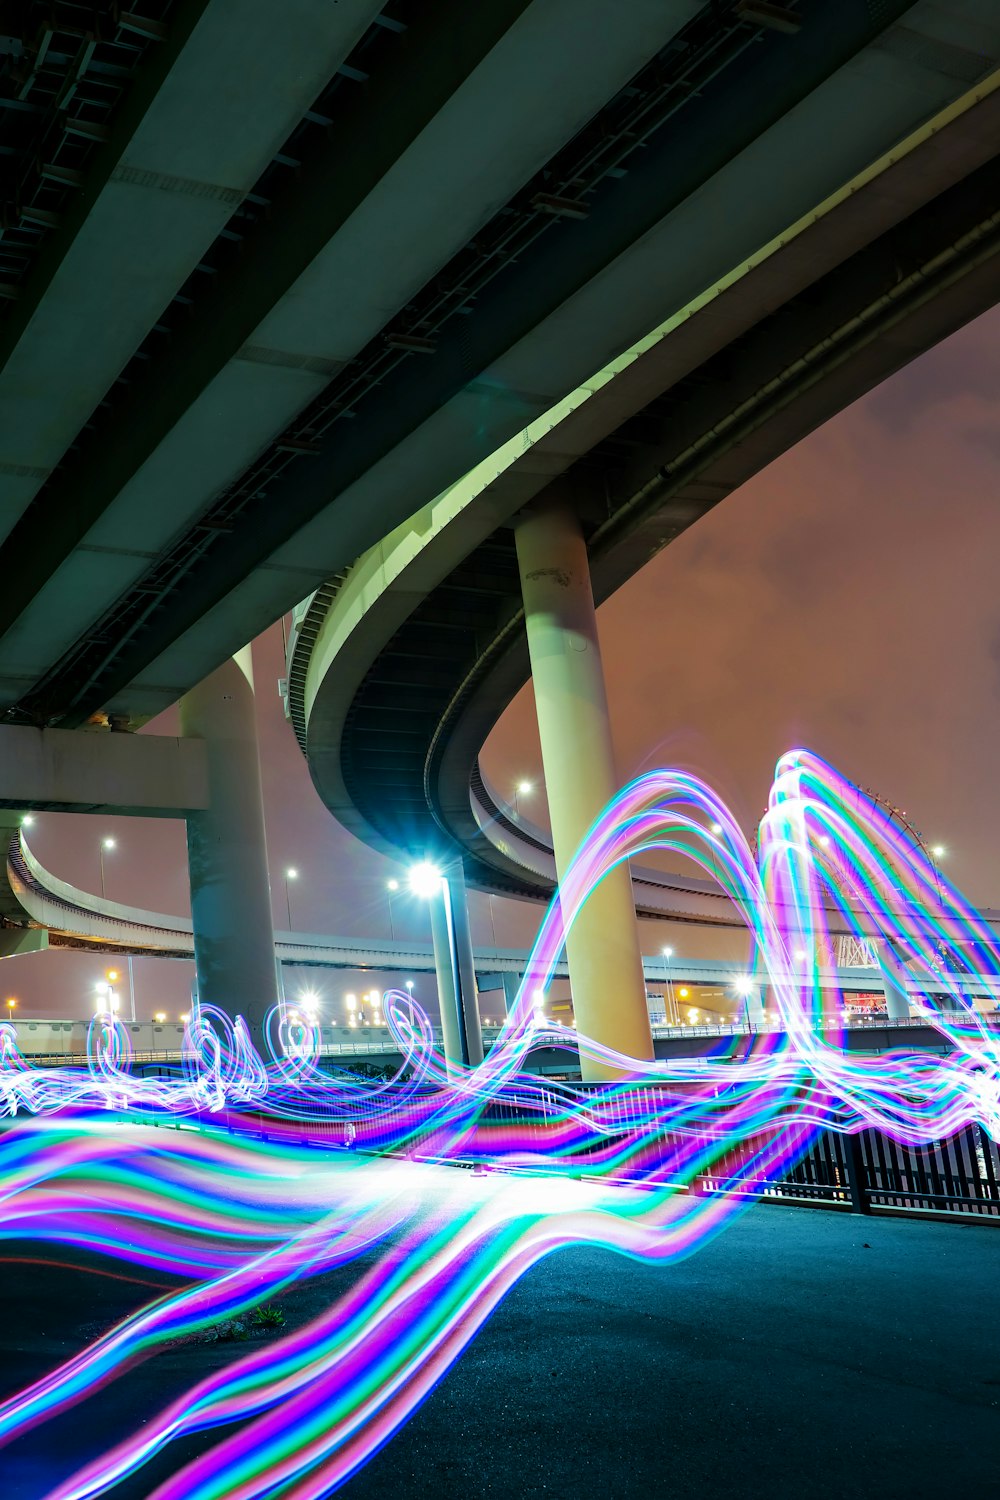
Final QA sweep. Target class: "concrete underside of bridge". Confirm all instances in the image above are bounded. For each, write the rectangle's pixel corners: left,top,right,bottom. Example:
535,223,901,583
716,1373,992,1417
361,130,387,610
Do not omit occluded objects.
1,1,997,731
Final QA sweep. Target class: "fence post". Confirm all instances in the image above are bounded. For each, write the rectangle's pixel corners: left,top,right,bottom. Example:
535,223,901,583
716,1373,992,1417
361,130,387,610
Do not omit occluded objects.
844,1132,870,1215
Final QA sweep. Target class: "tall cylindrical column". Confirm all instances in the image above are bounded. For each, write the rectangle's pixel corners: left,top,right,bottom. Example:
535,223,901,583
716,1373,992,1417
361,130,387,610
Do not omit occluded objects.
515,497,652,1079
430,885,464,1070
428,867,484,1072
446,863,484,1067
879,942,910,1020
179,649,278,1039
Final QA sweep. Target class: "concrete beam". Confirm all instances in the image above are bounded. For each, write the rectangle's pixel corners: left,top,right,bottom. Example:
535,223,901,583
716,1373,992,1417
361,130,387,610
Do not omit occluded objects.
0,926,47,959
0,726,208,816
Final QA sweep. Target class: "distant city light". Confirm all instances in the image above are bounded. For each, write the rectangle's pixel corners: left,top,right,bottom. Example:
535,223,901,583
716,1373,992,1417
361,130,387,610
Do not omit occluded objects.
678,987,689,999
153,1012,166,1024
346,993,357,1011
408,861,442,899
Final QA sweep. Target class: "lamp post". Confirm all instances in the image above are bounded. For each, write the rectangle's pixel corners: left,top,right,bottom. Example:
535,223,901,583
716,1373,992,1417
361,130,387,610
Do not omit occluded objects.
4,997,15,1026
662,946,676,1024
512,780,533,820
386,878,399,943
407,861,481,1068
283,868,298,930
99,837,115,900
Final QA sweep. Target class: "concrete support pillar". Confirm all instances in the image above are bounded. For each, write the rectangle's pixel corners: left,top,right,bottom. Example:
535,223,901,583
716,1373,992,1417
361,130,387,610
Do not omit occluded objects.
879,942,910,1020
743,983,766,1028
428,865,484,1071
502,971,522,1015
447,863,484,1067
179,649,278,1039
515,496,652,1079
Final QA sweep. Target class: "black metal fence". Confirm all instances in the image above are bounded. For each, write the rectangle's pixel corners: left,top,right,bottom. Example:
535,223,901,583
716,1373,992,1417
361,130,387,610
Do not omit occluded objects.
236,1085,1000,1222
685,1123,1000,1218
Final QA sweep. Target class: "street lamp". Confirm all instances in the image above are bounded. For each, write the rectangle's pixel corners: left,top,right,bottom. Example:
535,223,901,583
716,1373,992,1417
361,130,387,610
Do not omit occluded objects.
99,837,116,900
513,780,533,820
283,868,298,929
154,1012,166,1024
931,844,946,859
21,815,33,828
386,878,399,942
407,861,442,898
662,946,676,1023
4,997,15,1024
407,861,476,1067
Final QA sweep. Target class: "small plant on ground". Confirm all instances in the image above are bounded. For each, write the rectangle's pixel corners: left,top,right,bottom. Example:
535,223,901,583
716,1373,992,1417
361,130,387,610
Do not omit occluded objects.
251,1303,285,1330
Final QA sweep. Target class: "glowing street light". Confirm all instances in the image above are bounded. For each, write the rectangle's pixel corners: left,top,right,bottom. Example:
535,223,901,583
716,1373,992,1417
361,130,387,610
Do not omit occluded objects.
153,1012,166,1024
733,976,755,997
21,815,33,828
931,844,946,859
661,945,676,1023
180,1012,191,1024
5,997,15,1022
407,861,442,899
405,979,414,994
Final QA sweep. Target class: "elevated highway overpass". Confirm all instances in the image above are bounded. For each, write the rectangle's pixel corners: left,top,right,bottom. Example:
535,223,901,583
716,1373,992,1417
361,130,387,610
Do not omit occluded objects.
6,830,998,1015
286,63,1000,908
0,1,997,728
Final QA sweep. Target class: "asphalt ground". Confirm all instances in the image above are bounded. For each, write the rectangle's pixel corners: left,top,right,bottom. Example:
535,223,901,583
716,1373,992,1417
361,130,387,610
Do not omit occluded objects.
2,1202,998,1499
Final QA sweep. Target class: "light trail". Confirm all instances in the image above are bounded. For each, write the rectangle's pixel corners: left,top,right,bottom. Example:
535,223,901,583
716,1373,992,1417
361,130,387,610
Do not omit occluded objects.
0,750,997,1497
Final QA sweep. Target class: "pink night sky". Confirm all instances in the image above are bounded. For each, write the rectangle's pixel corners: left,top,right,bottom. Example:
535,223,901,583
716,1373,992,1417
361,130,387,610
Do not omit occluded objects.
7,305,1000,1021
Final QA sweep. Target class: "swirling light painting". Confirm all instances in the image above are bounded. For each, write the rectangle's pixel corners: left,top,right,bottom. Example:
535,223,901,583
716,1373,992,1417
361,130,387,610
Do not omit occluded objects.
1,750,998,1497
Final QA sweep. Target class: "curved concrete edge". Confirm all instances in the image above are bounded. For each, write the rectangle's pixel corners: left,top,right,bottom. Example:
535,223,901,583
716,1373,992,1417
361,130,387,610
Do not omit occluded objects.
291,72,1000,917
